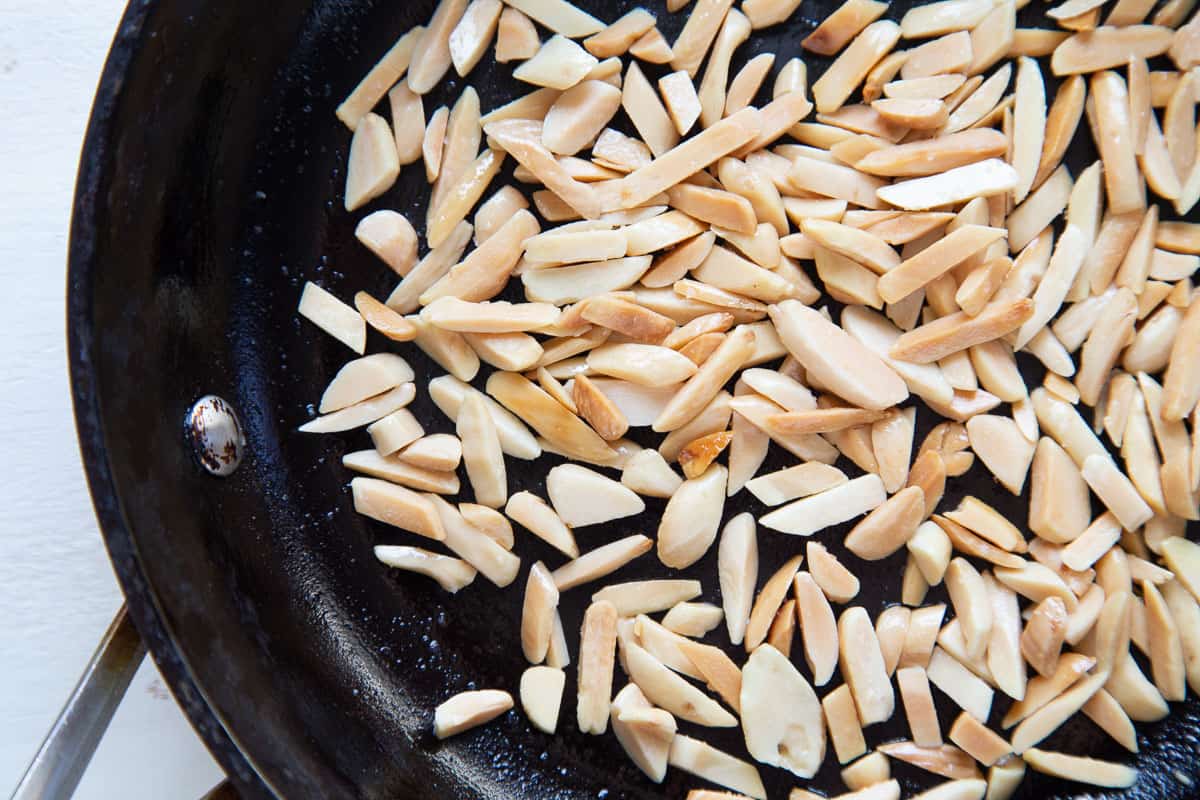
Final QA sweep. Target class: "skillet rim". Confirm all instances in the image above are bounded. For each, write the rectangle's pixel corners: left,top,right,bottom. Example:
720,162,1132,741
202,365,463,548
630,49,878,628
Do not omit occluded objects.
66,0,271,795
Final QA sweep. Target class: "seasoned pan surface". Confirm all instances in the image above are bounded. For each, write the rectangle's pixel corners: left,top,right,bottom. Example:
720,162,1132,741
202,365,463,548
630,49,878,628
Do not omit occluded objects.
69,1,1200,797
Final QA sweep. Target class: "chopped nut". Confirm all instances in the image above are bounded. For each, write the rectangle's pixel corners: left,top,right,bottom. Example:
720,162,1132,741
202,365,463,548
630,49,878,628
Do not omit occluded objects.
1022,748,1136,788
669,735,766,799
520,665,566,734
761,474,887,536
577,600,619,734
845,486,926,560
552,534,653,591
505,491,579,557
877,741,981,781
742,644,826,776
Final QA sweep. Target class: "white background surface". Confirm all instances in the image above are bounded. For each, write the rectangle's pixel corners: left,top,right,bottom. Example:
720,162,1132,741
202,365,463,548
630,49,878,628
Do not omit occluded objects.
0,2,225,796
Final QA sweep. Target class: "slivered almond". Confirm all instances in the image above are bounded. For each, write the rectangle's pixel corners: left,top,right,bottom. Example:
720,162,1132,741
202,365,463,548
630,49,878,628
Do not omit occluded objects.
743,553,804,652
890,298,1034,364
898,666,943,748
429,496,522,587
992,560,1077,613
878,225,1006,304
522,562,561,664
844,486,925,561
902,31,972,80
459,503,513,549
903,554,932,606
625,639,738,728
1143,580,1186,701
964,414,1035,495
877,741,981,781
396,434,464,473
520,666,566,734
801,219,900,274
823,683,867,764
593,580,701,618
944,559,993,664
505,491,579,557
577,600,618,734
927,647,994,723
878,159,1020,211
839,606,895,726
1019,597,1068,679
657,464,728,569
374,545,475,592
793,569,840,688
725,53,776,116
908,521,952,585
654,325,755,432
770,301,908,410
766,407,888,436
1001,652,1095,728
1022,749,1136,788
1052,25,1172,75
571,374,630,441
675,430,731,479
487,372,616,464
949,714,1011,768
669,735,766,799
667,184,756,234
434,689,513,739
875,606,911,677
552,534,653,591
610,108,764,211
812,21,902,114
761,473,887,536
985,574,1027,702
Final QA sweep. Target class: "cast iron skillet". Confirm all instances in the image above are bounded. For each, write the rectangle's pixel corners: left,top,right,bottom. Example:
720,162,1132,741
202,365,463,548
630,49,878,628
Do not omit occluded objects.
68,0,1200,797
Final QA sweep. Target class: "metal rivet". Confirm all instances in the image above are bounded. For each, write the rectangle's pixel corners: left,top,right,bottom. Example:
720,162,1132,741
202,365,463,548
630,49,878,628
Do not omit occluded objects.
185,395,245,477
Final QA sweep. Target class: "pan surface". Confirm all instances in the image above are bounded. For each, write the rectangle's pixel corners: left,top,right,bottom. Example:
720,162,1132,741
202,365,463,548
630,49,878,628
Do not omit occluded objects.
68,0,1200,798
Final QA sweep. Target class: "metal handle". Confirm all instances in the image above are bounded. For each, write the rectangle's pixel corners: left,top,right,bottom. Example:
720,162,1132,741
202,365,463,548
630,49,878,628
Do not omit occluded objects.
10,604,146,800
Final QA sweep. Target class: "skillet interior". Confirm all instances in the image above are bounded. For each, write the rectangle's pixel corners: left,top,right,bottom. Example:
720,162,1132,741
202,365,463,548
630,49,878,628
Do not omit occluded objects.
69,0,1200,797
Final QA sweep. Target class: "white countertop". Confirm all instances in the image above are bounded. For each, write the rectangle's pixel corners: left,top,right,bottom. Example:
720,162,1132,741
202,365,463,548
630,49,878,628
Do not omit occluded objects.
1,2,225,796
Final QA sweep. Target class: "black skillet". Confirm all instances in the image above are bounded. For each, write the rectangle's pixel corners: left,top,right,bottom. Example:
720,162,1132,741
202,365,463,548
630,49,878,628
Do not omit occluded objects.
68,0,1200,797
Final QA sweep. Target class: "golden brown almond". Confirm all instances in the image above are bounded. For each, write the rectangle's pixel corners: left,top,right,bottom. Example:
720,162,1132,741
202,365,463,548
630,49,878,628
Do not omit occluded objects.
812,20,902,114
823,683,867,764
890,299,1034,364
949,712,1011,767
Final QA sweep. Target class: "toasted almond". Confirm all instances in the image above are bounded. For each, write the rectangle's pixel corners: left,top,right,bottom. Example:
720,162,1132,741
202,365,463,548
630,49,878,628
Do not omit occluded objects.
1141,580,1185,701
410,315,481,378
904,522,952,589
725,53,776,115
1022,749,1136,788
433,689,512,739
486,372,616,464
609,684,674,782
544,463,643,528
1065,583,1106,646
840,486,925,562
841,753,892,793
1162,579,1200,695
878,741,980,781
504,491,579,557
1107,651,1169,721
458,503,513,549
673,430,731,479
878,159,1019,211
903,553,932,607
766,407,888,436
879,225,1006,304
993,559,1078,615
812,21,902,114
609,108,764,211
518,666,566,735
429,376,539,461
784,155,889,209
573,600,619,734
584,8,656,58
624,640,737,729
566,373,628,441
429,496,521,587
814,246,885,309
760,473,888,536
539,79,622,156
1016,596,1068,680
967,0,1016,74
822,683,867,764
730,394,841,463
353,292,419,343
737,644,825,777
891,299,1034,365
1001,652,1096,728
769,301,907,410
795,569,841,686
654,463,727,569
838,606,896,726
521,562,561,664
927,647,994,723
350,472,446,542
669,735,766,799
983,575,1026,702
948,713,1011,768
374,545,475,592
552,535,653,591
591,581,699,621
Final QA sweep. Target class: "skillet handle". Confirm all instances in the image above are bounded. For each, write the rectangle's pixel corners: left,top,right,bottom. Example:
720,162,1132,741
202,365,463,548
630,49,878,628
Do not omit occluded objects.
10,604,146,800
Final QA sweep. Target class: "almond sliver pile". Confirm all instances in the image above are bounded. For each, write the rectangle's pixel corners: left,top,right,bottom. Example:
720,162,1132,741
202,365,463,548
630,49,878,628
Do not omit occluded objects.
296,0,1200,797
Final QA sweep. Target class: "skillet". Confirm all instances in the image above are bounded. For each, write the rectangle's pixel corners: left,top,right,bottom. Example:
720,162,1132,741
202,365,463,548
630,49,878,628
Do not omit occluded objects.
68,0,1200,797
